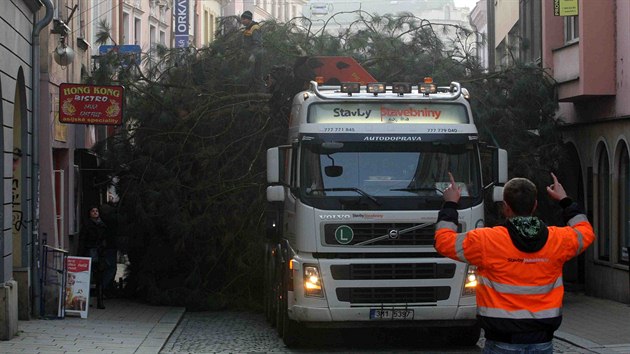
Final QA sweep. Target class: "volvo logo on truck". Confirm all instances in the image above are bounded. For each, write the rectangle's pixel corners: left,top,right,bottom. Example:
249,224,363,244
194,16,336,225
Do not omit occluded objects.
319,214,351,220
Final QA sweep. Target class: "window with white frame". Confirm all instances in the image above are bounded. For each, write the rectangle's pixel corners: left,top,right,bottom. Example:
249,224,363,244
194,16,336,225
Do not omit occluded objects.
134,18,142,45
123,12,130,44
597,144,610,261
618,142,630,265
564,16,579,43
150,24,157,50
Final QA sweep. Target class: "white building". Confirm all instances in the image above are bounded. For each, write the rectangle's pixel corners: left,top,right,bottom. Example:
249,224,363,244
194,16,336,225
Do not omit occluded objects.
302,0,472,37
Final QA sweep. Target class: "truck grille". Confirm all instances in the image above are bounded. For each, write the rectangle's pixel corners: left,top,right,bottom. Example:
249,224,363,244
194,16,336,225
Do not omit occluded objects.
330,263,456,280
324,223,435,246
336,286,450,304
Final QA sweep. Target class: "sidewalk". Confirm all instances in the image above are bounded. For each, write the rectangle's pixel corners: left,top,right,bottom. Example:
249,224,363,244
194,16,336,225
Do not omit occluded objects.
0,291,628,354
555,291,630,354
0,299,185,354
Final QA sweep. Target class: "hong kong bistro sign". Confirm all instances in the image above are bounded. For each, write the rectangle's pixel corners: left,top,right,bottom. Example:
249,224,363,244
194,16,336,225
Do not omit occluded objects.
59,83,124,125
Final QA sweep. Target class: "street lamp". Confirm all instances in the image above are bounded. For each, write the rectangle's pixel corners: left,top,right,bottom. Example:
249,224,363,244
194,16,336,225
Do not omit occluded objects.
53,37,75,66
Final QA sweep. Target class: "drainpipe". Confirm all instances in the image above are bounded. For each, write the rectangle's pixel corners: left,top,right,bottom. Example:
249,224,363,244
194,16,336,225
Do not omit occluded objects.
31,0,54,318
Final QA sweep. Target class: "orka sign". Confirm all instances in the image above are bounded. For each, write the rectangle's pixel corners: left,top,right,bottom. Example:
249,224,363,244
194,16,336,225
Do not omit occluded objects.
174,0,189,48
59,83,124,125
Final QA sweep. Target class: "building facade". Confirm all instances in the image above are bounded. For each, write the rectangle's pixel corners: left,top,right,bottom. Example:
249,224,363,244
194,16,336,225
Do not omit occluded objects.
484,0,629,304
302,0,471,37
470,0,489,69
0,0,51,340
542,0,629,303
223,0,307,23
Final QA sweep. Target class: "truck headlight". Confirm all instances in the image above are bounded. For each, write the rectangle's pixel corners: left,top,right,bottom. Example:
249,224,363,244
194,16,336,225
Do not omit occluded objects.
304,265,323,297
463,265,477,296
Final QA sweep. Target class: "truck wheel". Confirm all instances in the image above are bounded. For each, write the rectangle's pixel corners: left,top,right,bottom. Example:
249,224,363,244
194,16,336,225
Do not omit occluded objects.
275,279,285,337
264,246,277,326
281,291,303,347
263,246,272,323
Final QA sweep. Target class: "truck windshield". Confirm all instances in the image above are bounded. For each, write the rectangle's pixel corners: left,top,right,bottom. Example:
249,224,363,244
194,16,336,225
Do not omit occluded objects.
300,141,481,210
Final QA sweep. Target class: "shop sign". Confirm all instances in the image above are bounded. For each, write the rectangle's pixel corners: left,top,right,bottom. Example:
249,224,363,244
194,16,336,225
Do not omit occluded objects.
59,83,124,125
174,0,189,47
554,0,579,16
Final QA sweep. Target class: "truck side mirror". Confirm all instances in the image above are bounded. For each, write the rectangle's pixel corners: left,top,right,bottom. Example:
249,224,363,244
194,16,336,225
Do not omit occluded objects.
492,186,504,202
495,148,508,184
267,185,285,202
267,145,291,184
267,147,281,184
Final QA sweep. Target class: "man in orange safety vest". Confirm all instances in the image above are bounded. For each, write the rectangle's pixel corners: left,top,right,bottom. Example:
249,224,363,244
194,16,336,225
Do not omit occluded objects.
435,173,595,353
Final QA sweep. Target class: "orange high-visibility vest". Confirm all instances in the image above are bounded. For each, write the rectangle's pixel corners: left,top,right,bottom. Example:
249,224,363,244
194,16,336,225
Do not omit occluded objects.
435,214,594,321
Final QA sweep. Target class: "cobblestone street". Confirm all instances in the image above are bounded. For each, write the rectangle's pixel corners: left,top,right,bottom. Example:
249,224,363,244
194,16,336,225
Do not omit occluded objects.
160,311,595,354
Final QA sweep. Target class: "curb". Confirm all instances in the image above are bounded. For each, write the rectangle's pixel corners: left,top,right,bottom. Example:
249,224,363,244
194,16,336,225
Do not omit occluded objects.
136,306,186,354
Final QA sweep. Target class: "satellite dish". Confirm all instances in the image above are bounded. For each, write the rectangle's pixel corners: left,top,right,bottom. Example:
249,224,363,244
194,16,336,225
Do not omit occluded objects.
54,44,75,66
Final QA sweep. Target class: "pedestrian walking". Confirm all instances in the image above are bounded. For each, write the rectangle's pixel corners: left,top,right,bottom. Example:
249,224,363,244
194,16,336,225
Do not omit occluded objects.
434,172,595,353
240,10,264,91
80,206,108,309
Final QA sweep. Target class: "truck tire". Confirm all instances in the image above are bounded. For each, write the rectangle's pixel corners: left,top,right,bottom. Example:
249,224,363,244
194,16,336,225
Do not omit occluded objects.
263,245,272,324
275,275,285,337
264,245,277,326
281,289,303,347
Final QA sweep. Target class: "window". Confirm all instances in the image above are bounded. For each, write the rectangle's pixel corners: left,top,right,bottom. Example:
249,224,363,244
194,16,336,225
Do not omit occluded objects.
564,16,579,43
150,24,157,50
597,145,610,261
123,12,130,44
618,143,630,265
134,18,141,45
90,0,113,54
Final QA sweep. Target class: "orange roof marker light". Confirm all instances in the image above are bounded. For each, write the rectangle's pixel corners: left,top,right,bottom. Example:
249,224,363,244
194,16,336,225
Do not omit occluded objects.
315,76,325,85
366,82,386,95
419,77,437,95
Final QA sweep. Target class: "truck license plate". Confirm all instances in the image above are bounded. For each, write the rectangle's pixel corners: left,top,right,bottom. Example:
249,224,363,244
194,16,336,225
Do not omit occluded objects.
369,309,414,320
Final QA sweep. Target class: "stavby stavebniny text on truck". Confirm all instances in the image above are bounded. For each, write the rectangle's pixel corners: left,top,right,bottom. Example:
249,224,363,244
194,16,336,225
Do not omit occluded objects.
264,62,508,347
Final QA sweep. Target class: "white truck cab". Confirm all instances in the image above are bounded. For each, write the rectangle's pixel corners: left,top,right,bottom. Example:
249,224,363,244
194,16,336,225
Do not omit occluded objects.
264,78,507,347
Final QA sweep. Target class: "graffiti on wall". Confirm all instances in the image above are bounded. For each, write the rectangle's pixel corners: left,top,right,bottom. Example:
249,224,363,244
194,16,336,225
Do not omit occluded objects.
13,147,23,233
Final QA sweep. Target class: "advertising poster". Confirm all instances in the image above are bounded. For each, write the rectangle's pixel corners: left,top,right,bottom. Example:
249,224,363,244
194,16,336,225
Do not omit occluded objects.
65,256,91,318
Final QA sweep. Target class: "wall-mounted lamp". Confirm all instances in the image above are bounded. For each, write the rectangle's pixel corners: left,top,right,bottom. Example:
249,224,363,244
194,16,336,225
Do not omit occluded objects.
53,37,75,66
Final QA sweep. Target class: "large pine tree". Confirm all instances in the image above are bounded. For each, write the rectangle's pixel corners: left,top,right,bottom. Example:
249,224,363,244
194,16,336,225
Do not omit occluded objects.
89,13,561,310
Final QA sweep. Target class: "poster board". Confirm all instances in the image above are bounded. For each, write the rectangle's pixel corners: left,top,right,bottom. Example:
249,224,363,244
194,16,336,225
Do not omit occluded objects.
64,256,91,318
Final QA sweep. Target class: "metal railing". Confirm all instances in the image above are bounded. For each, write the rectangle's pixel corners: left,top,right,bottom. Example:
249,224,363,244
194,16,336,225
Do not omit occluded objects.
40,243,68,319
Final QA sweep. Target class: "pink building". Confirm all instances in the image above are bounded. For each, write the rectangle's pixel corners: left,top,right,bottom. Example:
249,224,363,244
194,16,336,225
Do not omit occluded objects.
542,0,629,303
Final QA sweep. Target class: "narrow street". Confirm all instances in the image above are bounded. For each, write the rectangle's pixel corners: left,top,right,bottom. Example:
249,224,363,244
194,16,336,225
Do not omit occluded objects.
160,311,595,353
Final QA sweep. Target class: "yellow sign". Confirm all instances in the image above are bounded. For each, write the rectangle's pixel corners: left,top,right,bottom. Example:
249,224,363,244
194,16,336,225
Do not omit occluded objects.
554,0,579,16
53,96,68,142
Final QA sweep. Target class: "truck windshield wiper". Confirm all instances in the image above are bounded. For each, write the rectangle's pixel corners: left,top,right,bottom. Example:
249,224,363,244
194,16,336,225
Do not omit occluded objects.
309,187,381,206
390,187,443,194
